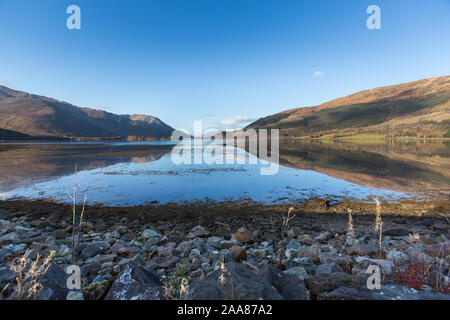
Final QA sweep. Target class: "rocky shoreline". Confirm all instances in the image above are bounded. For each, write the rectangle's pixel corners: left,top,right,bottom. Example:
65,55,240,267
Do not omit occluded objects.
0,199,449,300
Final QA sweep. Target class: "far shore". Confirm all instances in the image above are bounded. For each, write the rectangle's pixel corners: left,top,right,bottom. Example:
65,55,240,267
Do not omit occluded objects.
286,135,450,142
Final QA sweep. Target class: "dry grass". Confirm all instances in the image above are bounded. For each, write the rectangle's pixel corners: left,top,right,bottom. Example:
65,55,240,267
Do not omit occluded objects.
347,209,355,237
218,258,234,300
66,164,88,264
270,207,297,269
7,249,55,300
373,198,384,261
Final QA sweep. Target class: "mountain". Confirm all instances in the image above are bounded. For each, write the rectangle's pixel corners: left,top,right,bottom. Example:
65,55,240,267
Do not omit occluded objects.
247,76,450,138
0,85,174,139
0,128,31,140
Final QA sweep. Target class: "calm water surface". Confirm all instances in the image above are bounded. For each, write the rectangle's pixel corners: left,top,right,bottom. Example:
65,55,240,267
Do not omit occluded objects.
0,140,448,206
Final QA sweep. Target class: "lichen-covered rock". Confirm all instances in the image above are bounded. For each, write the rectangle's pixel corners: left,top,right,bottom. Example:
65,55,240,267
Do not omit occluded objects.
105,261,163,300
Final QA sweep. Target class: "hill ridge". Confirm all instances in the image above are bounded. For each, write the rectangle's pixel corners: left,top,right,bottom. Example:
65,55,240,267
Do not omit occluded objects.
0,85,174,139
247,75,450,138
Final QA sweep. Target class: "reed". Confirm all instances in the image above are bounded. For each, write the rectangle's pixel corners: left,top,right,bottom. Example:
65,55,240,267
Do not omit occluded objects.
66,164,88,265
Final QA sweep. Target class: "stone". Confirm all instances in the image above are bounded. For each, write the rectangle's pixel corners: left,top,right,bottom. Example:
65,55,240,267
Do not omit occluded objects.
387,249,409,263
424,241,450,257
318,286,372,300
105,261,164,300
328,272,353,287
406,248,434,265
368,284,450,300
110,241,140,257
29,219,46,229
206,237,222,250
251,248,273,259
158,245,175,257
157,235,169,245
56,244,71,257
297,234,313,245
0,266,15,297
315,263,342,276
258,264,310,300
147,256,178,269
190,248,201,257
297,245,321,262
0,210,10,219
17,263,69,300
284,266,308,280
0,243,27,259
304,276,337,296
220,240,234,249
188,226,210,239
81,262,101,277
101,262,114,270
315,231,331,243
291,257,316,274
82,276,110,300
85,254,117,265
141,229,160,239
230,246,247,262
122,232,136,242
191,268,204,278
345,236,359,247
207,250,221,261
286,228,295,238
0,232,22,245
81,241,111,259
319,252,348,266
231,227,254,244
355,257,394,274
117,226,128,235
143,237,159,248
286,239,301,251
348,244,381,258
188,262,283,300
285,239,302,258
201,262,211,272
260,241,270,247
66,291,84,300
110,230,121,239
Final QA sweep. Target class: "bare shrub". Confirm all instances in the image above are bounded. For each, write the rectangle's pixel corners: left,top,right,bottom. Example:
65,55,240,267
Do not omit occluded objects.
66,164,88,264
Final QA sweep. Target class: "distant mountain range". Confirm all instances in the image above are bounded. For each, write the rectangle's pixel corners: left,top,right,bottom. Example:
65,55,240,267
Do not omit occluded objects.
0,85,174,139
247,76,450,138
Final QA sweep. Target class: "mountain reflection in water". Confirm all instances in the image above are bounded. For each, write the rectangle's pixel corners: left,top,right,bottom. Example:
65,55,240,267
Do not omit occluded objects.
0,139,448,205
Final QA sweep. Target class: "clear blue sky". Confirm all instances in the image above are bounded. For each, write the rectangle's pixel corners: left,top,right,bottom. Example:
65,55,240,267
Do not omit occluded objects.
0,0,449,132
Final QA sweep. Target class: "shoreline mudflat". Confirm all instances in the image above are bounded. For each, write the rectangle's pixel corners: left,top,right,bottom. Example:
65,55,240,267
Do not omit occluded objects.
1,197,449,220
